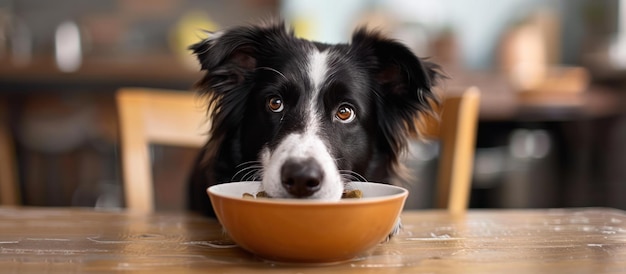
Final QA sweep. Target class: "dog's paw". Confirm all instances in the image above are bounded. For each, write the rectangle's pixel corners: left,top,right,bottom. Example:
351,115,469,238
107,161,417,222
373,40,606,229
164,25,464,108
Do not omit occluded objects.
382,217,402,243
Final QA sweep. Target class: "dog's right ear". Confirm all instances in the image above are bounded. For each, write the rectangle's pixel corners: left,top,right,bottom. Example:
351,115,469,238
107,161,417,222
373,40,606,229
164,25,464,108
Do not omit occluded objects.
188,22,293,170
188,27,264,180
189,28,259,96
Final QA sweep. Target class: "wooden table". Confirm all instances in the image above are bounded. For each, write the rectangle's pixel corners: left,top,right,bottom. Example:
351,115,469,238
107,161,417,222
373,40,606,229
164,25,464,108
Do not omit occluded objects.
1,207,625,273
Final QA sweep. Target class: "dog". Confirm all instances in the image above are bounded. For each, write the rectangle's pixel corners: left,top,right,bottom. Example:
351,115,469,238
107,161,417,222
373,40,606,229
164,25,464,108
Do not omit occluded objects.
188,21,442,218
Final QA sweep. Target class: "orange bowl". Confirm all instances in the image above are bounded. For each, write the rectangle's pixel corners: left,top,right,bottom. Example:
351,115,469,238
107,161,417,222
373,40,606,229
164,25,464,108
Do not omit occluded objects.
207,181,408,263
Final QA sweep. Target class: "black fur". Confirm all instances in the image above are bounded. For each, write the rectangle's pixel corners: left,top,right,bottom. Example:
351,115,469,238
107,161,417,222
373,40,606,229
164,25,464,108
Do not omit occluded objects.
188,22,442,217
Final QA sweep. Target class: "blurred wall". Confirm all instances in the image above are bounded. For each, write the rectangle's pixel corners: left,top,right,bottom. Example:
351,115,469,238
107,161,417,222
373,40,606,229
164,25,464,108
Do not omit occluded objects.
283,0,620,69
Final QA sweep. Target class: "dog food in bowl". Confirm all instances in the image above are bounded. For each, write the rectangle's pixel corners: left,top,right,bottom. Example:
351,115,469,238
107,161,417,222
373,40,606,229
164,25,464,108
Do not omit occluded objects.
243,189,363,199
242,191,269,199
207,181,407,263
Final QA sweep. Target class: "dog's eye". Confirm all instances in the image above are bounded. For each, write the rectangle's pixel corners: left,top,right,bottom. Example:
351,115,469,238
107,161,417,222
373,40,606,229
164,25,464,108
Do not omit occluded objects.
335,105,356,123
267,96,284,112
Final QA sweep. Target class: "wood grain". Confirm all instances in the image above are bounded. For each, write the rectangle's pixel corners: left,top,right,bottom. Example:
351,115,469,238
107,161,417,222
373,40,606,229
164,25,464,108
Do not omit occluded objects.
0,207,624,273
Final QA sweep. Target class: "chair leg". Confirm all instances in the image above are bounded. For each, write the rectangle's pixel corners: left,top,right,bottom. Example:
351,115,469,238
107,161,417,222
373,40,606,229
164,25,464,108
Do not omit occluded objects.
0,109,20,205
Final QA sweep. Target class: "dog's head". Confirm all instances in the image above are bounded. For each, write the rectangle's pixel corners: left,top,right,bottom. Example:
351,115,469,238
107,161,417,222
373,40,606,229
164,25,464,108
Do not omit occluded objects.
191,21,442,199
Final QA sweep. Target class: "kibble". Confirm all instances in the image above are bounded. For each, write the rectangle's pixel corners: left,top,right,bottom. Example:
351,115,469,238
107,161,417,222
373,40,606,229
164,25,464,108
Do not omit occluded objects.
242,191,269,199
242,189,363,199
341,189,363,199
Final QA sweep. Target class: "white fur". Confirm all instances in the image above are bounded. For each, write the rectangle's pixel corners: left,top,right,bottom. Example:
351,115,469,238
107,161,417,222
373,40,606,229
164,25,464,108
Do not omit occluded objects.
309,50,328,92
206,30,224,41
260,49,343,200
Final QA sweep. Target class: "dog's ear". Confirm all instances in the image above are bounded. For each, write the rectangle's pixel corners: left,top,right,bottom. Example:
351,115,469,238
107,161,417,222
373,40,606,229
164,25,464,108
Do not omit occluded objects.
190,21,296,96
188,22,293,169
351,28,445,162
189,27,262,96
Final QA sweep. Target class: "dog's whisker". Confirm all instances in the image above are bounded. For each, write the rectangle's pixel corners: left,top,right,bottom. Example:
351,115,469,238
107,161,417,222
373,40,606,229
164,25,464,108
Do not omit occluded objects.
341,175,356,182
256,67,288,81
231,165,259,179
339,170,368,182
235,161,262,169
237,166,262,178
240,168,263,181
339,172,353,181
243,166,262,180
333,157,345,167
342,175,362,183
231,164,263,181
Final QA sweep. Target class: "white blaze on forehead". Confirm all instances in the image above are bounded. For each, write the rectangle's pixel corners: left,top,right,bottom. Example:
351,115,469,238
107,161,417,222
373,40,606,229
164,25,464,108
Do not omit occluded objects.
305,49,329,132
309,49,329,92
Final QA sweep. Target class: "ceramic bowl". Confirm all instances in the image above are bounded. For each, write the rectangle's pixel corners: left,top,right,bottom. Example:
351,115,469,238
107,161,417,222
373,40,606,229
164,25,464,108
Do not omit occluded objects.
207,181,408,263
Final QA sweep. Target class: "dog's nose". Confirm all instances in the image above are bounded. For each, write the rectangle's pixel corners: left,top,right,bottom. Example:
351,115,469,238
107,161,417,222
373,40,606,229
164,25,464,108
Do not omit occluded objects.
280,158,324,197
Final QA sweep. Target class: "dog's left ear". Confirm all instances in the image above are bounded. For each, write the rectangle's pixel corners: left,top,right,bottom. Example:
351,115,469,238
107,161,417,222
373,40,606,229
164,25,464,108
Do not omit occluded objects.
352,28,445,158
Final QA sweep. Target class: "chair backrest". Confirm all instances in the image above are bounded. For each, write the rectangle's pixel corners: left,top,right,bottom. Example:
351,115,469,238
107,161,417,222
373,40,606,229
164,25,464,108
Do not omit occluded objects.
417,86,481,214
0,100,21,205
116,88,209,213
117,86,480,214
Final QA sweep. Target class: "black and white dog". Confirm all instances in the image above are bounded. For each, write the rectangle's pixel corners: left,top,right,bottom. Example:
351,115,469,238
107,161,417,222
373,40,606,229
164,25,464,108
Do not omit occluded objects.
188,21,442,217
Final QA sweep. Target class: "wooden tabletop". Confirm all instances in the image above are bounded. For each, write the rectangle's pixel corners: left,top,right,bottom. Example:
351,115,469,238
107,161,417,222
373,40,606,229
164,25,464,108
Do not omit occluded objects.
0,207,625,273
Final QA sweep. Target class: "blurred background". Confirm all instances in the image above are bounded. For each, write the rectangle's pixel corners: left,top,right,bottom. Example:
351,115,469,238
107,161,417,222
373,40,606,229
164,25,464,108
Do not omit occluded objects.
1,0,626,211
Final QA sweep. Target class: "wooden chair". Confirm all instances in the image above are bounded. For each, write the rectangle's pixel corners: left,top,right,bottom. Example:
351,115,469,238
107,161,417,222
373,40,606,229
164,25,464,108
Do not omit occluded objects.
0,100,21,205
417,86,481,214
116,86,480,214
116,88,209,213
